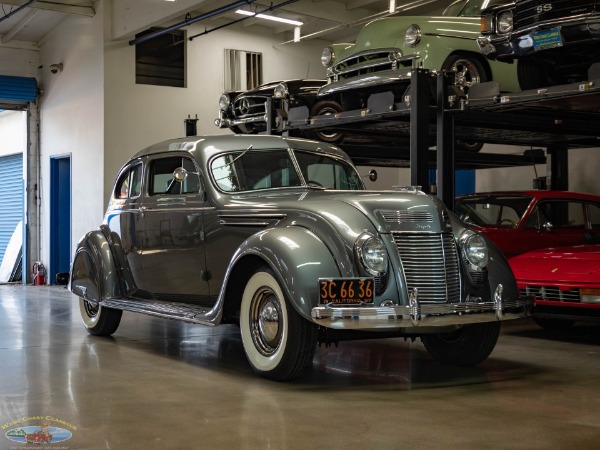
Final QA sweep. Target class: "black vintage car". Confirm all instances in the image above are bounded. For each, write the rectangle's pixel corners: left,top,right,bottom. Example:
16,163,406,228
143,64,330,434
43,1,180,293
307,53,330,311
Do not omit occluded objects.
215,79,342,143
478,0,600,89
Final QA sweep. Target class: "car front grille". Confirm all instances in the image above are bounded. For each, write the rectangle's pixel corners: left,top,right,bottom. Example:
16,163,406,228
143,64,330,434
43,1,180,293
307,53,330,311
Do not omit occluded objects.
379,209,434,223
521,286,581,302
514,0,596,31
392,232,461,304
233,95,268,118
331,48,408,81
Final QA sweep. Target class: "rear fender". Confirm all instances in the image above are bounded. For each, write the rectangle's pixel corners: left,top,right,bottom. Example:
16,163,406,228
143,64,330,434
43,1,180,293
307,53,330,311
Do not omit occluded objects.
69,229,121,303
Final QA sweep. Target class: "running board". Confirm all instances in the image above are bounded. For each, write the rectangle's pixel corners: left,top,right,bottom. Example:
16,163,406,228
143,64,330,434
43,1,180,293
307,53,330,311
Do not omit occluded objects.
101,298,215,326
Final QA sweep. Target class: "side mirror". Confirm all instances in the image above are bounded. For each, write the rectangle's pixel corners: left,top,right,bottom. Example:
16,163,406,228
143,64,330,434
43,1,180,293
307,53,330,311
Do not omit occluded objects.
542,221,554,232
363,169,377,182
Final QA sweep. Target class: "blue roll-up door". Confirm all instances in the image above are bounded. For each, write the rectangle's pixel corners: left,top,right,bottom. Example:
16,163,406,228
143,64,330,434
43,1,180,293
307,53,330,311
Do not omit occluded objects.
0,154,24,264
0,75,38,109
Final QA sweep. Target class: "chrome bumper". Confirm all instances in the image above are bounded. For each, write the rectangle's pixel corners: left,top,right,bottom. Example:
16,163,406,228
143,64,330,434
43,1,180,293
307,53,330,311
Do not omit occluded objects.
214,110,267,129
311,294,533,330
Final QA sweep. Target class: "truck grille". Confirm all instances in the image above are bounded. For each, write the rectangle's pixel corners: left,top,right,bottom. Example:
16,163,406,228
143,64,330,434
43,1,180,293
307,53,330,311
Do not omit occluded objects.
392,232,461,303
514,0,596,31
521,286,581,302
331,48,406,81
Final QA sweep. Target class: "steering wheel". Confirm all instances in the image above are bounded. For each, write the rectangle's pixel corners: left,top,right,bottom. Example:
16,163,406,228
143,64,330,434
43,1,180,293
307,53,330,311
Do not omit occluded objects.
499,218,517,227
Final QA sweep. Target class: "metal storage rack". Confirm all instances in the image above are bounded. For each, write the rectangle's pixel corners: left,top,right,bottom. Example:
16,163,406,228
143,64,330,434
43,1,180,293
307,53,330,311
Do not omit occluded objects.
268,67,600,208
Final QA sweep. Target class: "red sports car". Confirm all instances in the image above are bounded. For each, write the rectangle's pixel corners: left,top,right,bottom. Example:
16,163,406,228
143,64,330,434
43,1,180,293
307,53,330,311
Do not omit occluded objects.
455,190,600,258
509,244,600,329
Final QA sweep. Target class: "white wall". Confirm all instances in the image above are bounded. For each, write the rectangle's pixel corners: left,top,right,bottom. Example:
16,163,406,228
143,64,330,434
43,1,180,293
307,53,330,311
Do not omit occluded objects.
104,7,330,204
0,110,27,157
38,2,105,271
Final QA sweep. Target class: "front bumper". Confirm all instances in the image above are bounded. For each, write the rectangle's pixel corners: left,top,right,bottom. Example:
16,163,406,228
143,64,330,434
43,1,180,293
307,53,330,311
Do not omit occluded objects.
214,110,267,129
479,19,600,61
311,294,533,330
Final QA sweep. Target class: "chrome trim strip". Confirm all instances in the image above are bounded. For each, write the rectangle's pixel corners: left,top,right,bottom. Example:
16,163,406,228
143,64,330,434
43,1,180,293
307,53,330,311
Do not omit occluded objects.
101,298,214,325
319,70,414,96
311,296,533,330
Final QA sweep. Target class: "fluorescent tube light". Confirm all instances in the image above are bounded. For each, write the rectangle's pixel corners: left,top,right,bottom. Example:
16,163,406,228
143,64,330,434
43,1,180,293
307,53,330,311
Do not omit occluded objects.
235,9,303,26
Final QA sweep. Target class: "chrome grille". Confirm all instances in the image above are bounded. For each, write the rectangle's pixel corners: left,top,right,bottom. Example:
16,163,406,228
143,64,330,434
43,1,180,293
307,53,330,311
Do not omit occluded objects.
233,95,268,118
514,0,595,31
379,209,433,223
392,232,461,303
332,48,405,81
521,286,581,302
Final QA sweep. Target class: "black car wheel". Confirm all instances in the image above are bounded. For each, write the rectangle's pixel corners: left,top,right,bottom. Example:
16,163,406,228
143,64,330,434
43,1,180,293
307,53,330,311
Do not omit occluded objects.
308,100,344,143
79,298,122,336
240,267,317,381
421,321,501,366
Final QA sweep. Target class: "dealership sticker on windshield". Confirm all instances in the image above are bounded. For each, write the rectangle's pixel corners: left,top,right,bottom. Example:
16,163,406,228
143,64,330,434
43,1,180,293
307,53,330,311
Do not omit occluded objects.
319,278,374,305
531,28,563,51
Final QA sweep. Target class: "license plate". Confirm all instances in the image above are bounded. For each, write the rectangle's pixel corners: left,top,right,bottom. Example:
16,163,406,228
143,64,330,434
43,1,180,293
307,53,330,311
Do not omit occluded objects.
531,28,563,51
319,278,375,305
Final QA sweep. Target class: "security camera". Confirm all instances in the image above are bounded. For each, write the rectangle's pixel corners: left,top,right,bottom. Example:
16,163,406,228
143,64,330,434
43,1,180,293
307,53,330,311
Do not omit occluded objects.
50,63,63,74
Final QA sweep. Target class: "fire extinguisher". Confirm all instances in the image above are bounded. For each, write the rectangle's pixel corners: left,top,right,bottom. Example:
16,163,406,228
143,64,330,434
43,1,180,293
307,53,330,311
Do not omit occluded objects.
33,262,46,286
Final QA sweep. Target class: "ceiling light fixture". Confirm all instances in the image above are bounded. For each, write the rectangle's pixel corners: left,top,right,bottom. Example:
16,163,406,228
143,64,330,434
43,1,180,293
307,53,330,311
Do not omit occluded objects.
235,9,303,26
389,0,396,14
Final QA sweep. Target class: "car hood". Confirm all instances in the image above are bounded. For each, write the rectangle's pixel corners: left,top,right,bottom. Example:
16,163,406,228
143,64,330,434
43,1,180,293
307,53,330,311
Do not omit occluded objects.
339,16,480,57
227,189,452,235
509,245,600,282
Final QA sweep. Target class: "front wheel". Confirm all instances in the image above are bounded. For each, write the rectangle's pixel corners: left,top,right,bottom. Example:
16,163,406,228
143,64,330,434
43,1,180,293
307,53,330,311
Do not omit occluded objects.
421,322,501,366
240,268,317,381
79,298,122,336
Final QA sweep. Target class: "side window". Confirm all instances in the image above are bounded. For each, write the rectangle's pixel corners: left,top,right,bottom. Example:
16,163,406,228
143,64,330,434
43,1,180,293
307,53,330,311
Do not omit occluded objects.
115,162,143,199
588,203,600,229
528,201,585,229
149,156,201,196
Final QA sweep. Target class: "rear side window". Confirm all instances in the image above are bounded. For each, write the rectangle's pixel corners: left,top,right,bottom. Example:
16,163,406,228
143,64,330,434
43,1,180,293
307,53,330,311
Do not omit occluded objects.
526,201,586,229
115,162,143,199
149,156,200,195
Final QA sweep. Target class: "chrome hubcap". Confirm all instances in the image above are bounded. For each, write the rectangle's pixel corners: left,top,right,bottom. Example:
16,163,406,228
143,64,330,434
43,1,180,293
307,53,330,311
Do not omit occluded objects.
250,287,283,356
83,301,99,318
452,59,480,91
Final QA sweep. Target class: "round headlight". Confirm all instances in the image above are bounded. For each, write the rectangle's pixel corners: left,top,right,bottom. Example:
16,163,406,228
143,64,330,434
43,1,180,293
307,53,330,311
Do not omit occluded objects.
273,83,288,99
497,11,513,34
321,47,334,67
355,234,388,276
219,94,230,111
405,25,422,47
462,232,489,269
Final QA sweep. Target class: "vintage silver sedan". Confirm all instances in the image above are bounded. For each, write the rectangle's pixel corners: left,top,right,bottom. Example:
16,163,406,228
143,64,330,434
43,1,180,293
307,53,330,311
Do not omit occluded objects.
69,135,531,380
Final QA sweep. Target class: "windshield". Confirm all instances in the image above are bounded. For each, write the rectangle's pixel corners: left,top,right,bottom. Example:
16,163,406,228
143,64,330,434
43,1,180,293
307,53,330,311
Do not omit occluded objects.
210,148,364,193
443,0,498,17
455,194,533,228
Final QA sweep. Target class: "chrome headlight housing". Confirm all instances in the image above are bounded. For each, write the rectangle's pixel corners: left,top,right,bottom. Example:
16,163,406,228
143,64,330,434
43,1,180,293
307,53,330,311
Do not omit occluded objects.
405,25,422,47
321,47,335,67
497,11,513,34
460,231,489,269
273,82,288,99
219,94,231,111
355,233,388,276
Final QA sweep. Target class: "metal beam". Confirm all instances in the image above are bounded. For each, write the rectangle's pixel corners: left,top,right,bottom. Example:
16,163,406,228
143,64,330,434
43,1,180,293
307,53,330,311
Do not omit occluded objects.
1,8,39,43
0,0,94,17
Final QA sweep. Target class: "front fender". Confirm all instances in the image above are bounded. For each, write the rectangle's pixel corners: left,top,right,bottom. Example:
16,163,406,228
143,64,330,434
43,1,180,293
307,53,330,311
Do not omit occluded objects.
222,226,341,321
69,229,121,303
486,239,519,300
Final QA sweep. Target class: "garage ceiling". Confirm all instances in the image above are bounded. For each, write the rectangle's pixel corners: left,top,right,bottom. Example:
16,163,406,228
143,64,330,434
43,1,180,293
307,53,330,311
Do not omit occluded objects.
0,0,454,45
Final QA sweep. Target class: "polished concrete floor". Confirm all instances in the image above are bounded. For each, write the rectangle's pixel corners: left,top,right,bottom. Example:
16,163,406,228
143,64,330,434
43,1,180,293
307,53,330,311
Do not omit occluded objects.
1,284,600,449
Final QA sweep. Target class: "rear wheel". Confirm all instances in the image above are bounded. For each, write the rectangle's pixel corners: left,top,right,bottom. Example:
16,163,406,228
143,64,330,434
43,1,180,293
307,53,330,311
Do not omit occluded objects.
240,268,317,381
79,298,122,336
421,321,501,366
308,100,344,143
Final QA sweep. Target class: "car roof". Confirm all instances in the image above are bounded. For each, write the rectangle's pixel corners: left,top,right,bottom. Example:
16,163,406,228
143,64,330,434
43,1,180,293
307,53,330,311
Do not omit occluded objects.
131,134,350,162
456,190,600,201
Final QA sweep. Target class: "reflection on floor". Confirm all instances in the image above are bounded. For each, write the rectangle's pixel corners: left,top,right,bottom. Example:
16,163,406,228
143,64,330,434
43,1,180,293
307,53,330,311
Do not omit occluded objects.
1,284,600,449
